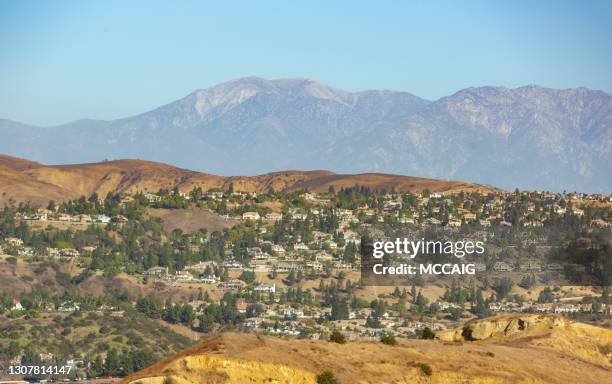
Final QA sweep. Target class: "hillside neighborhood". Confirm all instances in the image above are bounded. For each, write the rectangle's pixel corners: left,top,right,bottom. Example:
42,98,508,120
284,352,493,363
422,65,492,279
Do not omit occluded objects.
0,185,610,380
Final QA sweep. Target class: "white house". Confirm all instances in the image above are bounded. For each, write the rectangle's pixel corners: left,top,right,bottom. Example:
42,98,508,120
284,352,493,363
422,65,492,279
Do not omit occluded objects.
11,300,23,311
242,212,261,221
265,212,283,221
95,214,111,224
254,283,276,293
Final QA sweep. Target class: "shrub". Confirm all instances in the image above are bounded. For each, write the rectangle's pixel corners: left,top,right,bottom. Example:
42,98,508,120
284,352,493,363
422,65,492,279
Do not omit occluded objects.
316,370,338,384
421,327,435,339
329,330,346,344
380,334,397,346
486,351,495,357
419,362,433,376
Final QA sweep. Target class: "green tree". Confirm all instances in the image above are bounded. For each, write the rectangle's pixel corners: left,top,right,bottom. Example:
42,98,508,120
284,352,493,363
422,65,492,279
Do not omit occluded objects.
104,348,121,376
329,330,346,344
380,334,397,346
421,327,435,339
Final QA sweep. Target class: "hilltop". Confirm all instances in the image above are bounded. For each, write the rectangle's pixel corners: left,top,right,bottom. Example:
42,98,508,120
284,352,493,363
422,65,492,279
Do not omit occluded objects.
0,153,494,206
1,78,610,192
123,314,612,384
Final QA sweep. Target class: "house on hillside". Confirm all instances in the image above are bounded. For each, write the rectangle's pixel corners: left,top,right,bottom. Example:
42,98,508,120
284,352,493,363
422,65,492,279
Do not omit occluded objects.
11,300,23,311
271,244,286,254
174,271,195,282
144,193,161,202
5,237,23,247
242,212,260,221
463,213,477,221
58,302,80,312
94,214,111,223
293,243,309,251
145,266,169,277
219,279,246,290
254,283,276,293
265,212,283,221
493,261,513,272
520,260,542,272
276,262,303,273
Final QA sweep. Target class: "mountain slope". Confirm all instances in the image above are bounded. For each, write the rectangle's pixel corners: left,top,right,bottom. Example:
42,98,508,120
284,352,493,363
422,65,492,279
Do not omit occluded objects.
1,78,610,192
122,315,612,384
0,153,493,205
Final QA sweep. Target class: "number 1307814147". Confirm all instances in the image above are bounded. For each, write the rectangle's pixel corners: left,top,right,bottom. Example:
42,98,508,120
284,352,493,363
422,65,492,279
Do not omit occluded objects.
8,365,72,375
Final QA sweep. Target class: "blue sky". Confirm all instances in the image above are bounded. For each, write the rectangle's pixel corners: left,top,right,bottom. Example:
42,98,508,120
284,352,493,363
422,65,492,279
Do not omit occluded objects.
1,0,611,126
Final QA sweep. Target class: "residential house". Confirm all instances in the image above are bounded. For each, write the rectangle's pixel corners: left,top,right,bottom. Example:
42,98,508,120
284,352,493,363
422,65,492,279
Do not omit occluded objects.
265,212,283,221
11,300,23,311
242,212,261,221
463,213,477,221
94,214,111,224
145,266,169,277
294,243,309,251
144,193,161,202
254,283,276,293
219,279,247,290
493,261,513,272
271,244,286,254
276,262,303,273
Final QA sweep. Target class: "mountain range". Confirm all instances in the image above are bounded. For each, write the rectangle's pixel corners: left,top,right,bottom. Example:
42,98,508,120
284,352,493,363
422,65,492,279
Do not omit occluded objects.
1,77,610,193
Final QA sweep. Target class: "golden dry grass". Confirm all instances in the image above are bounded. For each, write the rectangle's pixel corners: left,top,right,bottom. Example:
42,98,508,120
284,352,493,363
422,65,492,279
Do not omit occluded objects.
0,153,496,206
123,315,612,384
148,208,238,234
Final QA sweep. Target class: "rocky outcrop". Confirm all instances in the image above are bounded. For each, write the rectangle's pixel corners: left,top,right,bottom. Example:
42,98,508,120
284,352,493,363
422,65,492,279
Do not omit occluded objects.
436,314,568,342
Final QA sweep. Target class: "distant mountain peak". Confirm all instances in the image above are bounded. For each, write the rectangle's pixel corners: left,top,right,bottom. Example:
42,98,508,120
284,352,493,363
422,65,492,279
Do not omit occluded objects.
0,79,609,193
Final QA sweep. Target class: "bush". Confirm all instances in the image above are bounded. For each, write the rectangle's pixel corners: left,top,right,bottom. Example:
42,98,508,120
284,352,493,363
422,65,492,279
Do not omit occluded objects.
329,330,346,344
421,327,435,339
380,334,397,346
419,363,433,376
486,351,495,357
8,309,24,318
316,370,338,384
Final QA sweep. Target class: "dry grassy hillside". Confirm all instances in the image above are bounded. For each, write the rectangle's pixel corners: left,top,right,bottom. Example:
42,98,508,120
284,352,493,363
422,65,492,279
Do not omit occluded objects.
0,153,496,206
123,314,611,384
147,208,239,234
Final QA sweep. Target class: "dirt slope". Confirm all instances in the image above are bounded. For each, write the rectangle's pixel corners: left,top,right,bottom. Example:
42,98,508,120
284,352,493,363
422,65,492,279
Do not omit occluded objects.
0,153,496,205
147,208,238,234
122,314,611,384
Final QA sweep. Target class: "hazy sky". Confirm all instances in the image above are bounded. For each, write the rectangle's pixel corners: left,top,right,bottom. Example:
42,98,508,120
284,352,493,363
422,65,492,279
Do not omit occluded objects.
1,0,611,126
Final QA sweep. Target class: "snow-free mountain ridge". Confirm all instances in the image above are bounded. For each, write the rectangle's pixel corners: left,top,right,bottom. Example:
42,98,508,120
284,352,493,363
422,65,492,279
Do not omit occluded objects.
1,77,610,193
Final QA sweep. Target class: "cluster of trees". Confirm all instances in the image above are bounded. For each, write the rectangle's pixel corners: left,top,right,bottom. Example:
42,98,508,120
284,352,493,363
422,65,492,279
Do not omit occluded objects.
88,348,156,378
195,292,243,332
135,295,195,326
150,188,190,209
278,287,314,306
